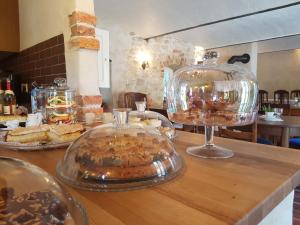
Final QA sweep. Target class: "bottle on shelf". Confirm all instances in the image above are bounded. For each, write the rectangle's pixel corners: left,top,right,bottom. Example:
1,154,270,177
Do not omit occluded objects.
3,79,16,115
0,81,4,115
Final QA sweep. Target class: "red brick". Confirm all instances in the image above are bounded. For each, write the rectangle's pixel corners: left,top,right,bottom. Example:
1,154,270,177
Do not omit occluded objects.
41,67,52,75
46,56,59,66
58,55,65,64
36,59,45,68
71,25,95,37
24,62,35,71
39,48,51,59
58,34,64,44
51,44,65,56
70,37,99,50
52,64,66,74
69,11,96,26
44,36,58,48
28,53,39,62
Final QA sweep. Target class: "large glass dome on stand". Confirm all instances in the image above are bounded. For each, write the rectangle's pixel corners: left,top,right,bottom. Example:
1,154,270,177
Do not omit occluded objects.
56,108,182,191
167,51,258,159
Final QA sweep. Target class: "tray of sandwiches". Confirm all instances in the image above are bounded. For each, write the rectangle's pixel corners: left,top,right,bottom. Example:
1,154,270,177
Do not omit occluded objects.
0,123,84,151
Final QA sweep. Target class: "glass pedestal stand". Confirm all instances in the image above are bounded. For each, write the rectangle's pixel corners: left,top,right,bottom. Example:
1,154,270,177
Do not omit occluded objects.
186,125,234,159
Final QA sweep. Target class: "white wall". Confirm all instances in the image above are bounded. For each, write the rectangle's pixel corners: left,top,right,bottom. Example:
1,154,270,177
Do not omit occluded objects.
18,0,100,95
211,42,258,76
257,48,300,96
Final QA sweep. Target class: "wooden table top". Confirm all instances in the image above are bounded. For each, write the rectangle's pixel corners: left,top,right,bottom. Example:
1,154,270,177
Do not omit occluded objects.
258,115,300,128
1,131,300,225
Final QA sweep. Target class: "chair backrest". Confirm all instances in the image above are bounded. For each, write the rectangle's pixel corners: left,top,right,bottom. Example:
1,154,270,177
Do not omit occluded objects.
258,90,268,111
218,122,257,143
274,90,289,104
291,90,300,99
124,92,147,110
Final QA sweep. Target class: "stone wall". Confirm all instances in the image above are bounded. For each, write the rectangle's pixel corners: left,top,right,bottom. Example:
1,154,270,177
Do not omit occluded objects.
108,29,195,108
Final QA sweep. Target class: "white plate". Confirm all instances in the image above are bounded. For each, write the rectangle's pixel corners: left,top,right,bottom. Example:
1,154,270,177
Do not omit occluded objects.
260,115,283,122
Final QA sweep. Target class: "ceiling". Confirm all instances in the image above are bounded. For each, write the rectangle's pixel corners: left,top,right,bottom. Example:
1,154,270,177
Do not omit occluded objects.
94,0,300,49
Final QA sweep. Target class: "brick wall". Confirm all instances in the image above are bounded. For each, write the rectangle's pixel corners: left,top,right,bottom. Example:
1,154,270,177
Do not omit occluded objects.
0,34,66,86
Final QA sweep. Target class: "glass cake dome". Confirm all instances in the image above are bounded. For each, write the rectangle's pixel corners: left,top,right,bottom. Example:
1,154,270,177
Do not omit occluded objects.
129,101,176,140
0,157,88,225
56,108,182,191
167,51,258,159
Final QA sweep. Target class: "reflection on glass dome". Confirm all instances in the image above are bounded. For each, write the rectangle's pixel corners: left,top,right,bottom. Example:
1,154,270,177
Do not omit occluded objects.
128,101,176,140
57,108,182,191
167,51,258,159
0,157,88,225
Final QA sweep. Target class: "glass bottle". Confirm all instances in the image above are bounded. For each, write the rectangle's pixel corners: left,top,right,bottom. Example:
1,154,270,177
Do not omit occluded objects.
3,79,16,115
0,81,4,115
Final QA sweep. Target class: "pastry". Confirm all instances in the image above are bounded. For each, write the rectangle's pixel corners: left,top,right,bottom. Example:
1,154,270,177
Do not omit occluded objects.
0,187,75,225
6,125,50,143
75,133,174,180
48,124,84,142
5,124,84,144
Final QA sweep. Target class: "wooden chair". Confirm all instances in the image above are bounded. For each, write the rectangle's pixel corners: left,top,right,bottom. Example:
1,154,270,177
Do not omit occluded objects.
258,90,268,112
274,90,289,104
218,122,257,143
291,90,300,99
124,92,147,110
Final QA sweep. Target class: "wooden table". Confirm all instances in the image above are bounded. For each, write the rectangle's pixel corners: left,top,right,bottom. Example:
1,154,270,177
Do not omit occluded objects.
258,115,300,147
1,131,300,225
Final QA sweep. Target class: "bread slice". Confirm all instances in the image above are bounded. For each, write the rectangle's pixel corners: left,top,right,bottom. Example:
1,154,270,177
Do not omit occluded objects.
49,124,84,135
47,131,81,143
8,124,50,136
6,131,49,143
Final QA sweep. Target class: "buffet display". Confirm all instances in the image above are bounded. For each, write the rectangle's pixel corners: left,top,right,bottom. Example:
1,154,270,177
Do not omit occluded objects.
56,108,182,191
167,51,258,159
0,157,88,225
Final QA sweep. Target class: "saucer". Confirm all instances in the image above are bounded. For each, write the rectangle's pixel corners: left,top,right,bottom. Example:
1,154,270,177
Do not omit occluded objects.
260,115,283,122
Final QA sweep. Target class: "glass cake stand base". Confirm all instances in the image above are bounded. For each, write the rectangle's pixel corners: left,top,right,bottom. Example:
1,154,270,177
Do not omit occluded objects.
186,144,234,159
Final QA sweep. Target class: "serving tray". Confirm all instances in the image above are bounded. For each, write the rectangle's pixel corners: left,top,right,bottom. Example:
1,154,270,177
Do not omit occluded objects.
0,131,71,151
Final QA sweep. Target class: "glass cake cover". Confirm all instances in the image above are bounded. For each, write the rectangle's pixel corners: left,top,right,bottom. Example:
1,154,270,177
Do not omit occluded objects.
129,101,176,140
46,78,77,124
0,157,88,225
56,108,182,191
167,51,258,159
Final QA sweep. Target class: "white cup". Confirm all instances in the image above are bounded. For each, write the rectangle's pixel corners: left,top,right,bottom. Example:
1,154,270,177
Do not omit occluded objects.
26,113,43,127
85,112,96,125
6,120,19,129
265,112,274,118
102,112,114,123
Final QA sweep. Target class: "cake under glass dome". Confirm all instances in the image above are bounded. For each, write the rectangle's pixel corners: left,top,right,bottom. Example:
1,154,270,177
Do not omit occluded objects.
0,157,88,225
56,108,182,191
167,51,258,159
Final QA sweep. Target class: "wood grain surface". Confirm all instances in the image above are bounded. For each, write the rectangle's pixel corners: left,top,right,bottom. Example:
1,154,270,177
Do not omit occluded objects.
1,131,300,225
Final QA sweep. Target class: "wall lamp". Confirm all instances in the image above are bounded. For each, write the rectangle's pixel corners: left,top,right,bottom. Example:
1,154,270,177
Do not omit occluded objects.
136,50,151,70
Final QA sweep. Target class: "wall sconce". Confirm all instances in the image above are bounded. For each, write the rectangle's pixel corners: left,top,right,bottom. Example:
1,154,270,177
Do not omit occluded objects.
194,46,205,64
136,50,151,70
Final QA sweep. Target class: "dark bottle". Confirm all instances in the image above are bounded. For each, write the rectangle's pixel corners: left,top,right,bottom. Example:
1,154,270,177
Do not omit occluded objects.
0,81,4,115
3,79,16,115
